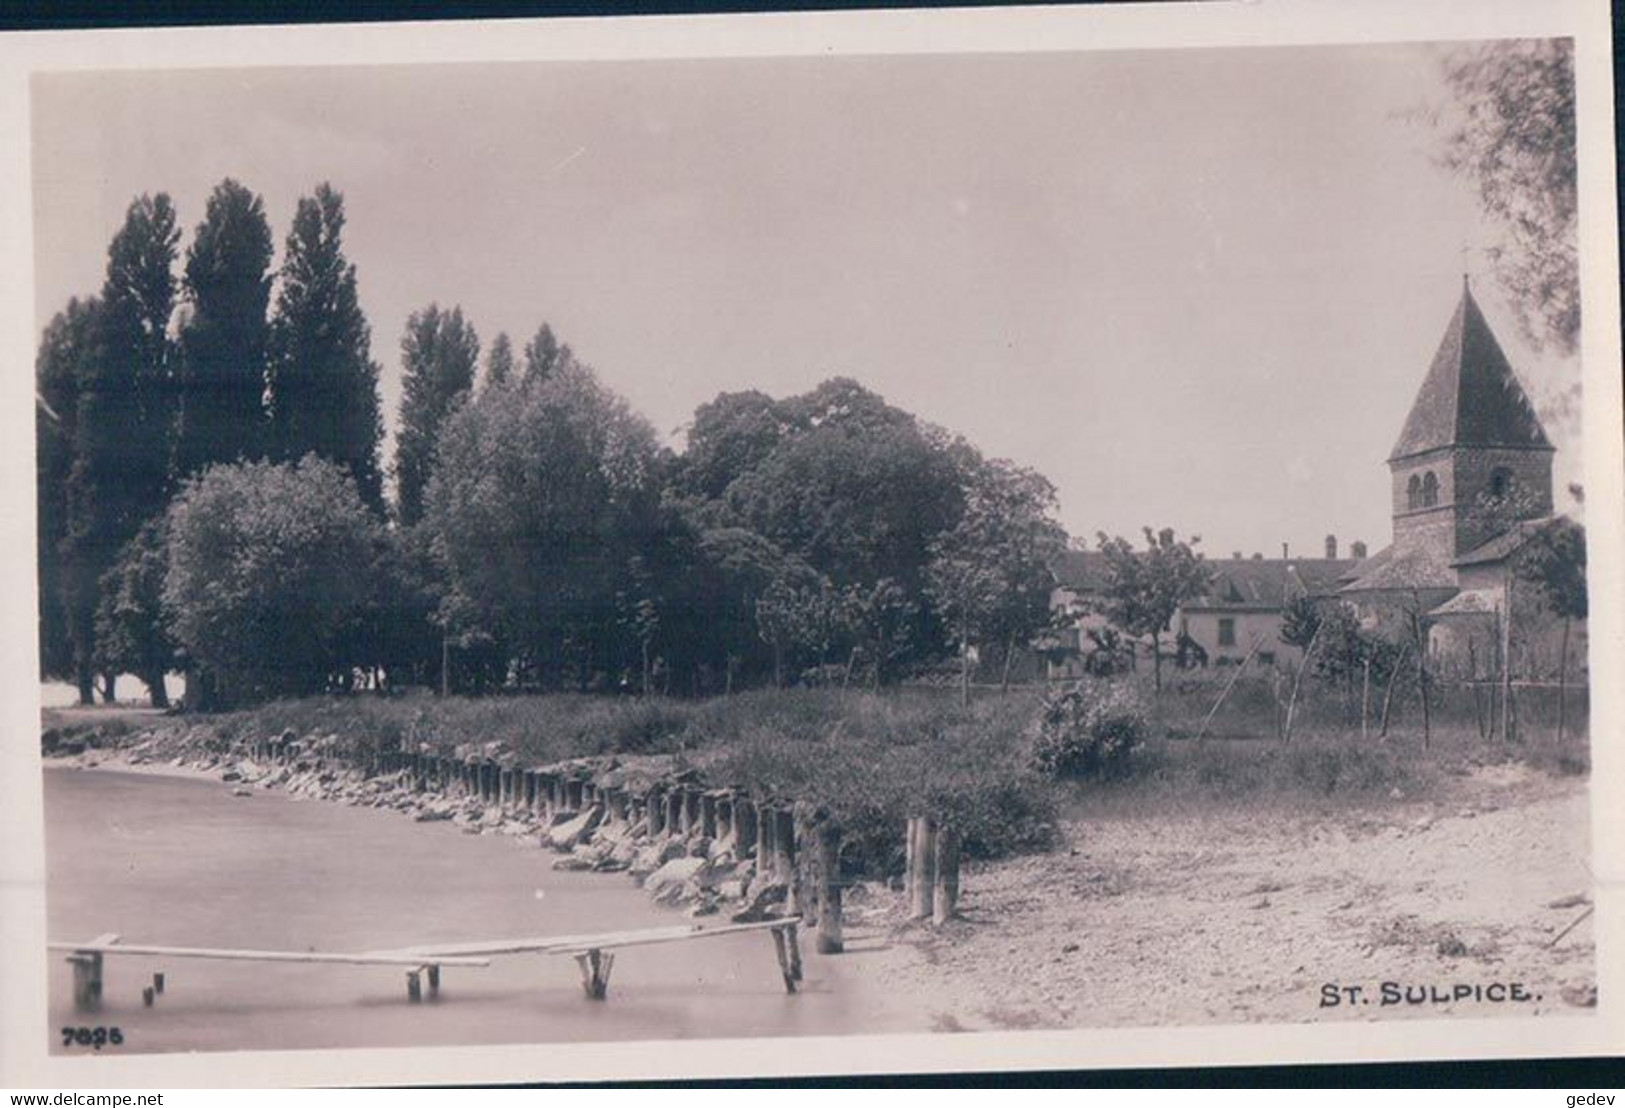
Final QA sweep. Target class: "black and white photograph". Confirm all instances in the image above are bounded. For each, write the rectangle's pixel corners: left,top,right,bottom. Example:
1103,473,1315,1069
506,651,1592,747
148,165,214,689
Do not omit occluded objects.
2,0,1622,1087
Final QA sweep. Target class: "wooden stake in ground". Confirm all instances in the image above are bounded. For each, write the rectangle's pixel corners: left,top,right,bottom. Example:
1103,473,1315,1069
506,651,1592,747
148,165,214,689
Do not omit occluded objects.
1360,656,1373,741
932,823,961,926
1379,640,1411,738
1195,637,1263,745
1282,623,1322,745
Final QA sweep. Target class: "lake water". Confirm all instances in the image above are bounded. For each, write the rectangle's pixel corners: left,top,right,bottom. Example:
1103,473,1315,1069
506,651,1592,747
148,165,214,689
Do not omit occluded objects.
44,767,918,1054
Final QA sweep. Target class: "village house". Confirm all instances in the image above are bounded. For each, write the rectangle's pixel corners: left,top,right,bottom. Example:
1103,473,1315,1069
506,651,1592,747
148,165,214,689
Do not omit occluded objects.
1047,277,1584,680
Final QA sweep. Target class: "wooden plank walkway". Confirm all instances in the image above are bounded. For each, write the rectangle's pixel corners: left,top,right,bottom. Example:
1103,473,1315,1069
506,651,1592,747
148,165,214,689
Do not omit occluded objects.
53,916,805,1009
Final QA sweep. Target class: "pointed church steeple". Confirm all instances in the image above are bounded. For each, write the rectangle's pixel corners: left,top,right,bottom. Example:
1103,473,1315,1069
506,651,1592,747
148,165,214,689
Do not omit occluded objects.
1389,280,1553,462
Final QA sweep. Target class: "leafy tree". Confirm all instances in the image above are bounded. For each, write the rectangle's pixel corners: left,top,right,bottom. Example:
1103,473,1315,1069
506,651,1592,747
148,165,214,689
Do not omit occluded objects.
840,577,917,691
1435,39,1577,355
162,456,386,703
36,298,98,685
62,195,181,703
94,517,177,708
393,303,480,525
484,331,515,390
926,457,1066,703
425,358,664,689
268,184,385,512
754,558,842,687
678,389,788,500
1520,516,1586,741
1094,527,1212,692
176,179,274,476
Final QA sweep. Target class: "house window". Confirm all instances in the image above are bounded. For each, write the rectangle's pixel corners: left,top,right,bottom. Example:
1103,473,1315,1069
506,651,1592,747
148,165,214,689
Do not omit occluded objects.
1491,466,1515,499
1257,651,1276,667
1217,618,1236,647
1406,474,1421,510
1421,471,1439,507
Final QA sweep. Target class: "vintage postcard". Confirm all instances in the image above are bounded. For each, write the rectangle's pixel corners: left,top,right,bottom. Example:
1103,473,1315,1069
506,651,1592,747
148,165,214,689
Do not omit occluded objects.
1,0,1620,1088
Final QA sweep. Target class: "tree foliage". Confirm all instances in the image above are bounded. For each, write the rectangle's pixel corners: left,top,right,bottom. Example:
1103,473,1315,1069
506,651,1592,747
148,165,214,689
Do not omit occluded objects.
176,179,274,476
393,303,480,525
268,184,385,512
94,517,177,708
1094,527,1212,691
61,195,181,701
1437,39,1578,355
484,331,515,391
163,456,387,702
425,358,664,687
35,297,98,683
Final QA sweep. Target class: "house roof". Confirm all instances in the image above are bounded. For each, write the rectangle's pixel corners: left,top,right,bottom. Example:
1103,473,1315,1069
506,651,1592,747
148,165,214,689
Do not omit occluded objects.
1338,542,1459,593
1389,280,1553,462
1057,548,1357,610
1184,558,1359,611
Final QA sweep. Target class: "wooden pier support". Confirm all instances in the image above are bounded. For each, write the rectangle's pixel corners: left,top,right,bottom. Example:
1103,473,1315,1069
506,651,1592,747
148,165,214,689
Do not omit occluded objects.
774,808,798,912
574,949,616,1000
565,778,584,813
406,969,422,1003
153,971,165,995
700,792,718,840
666,790,684,837
769,922,804,993
735,797,758,860
426,964,440,998
755,803,774,871
142,985,154,1007
647,787,666,836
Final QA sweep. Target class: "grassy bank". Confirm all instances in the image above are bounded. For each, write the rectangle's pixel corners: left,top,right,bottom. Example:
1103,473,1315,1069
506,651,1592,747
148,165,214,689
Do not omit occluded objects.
46,675,1589,873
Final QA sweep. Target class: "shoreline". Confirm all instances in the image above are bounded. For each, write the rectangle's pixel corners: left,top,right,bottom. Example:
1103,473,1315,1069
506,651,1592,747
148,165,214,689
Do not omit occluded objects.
41,716,1597,1033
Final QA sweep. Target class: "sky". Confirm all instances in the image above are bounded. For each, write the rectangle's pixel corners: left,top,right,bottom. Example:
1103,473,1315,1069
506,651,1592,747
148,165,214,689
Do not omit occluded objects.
29,43,1583,561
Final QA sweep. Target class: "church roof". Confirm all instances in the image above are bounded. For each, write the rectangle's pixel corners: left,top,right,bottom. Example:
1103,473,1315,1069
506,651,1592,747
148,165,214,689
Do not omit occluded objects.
1388,280,1553,463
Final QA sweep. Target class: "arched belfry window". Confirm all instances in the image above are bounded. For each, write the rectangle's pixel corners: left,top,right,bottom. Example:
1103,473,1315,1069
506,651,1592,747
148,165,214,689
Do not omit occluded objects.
1421,471,1439,508
1490,466,1515,499
1406,474,1421,510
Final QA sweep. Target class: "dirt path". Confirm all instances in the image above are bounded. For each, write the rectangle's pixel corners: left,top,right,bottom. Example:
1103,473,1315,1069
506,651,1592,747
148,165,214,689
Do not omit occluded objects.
853,765,1594,1031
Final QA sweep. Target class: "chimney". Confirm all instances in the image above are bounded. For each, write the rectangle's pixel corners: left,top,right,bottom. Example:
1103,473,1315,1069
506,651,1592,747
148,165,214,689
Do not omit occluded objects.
1252,552,1263,560
1281,542,1289,560
1351,540,1368,560
1232,551,1242,560
1325,534,1337,560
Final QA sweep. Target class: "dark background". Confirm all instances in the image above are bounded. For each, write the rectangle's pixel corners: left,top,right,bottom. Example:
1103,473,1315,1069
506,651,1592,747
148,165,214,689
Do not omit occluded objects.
3,0,1622,1090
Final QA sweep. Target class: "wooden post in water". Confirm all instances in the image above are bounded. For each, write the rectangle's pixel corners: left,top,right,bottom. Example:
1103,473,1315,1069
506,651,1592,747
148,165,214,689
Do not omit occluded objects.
774,808,798,911
815,822,844,953
68,954,103,1011
755,802,774,871
667,790,685,837
700,792,718,840
909,816,937,920
735,797,758,860
565,778,583,813
716,793,734,847
932,823,961,926
647,787,666,836
683,789,701,836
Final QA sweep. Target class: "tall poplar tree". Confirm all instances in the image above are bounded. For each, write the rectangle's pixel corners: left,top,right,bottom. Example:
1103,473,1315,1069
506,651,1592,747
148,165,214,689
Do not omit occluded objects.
393,303,480,525
62,194,180,703
268,183,385,513
484,331,515,390
36,297,97,684
176,179,274,476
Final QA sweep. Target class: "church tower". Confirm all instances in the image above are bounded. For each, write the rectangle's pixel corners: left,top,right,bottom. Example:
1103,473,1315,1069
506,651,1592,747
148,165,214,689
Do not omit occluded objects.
1386,278,1554,567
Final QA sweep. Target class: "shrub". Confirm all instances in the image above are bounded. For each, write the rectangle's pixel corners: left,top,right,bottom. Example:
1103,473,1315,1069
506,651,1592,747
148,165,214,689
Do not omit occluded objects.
1029,680,1147,780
